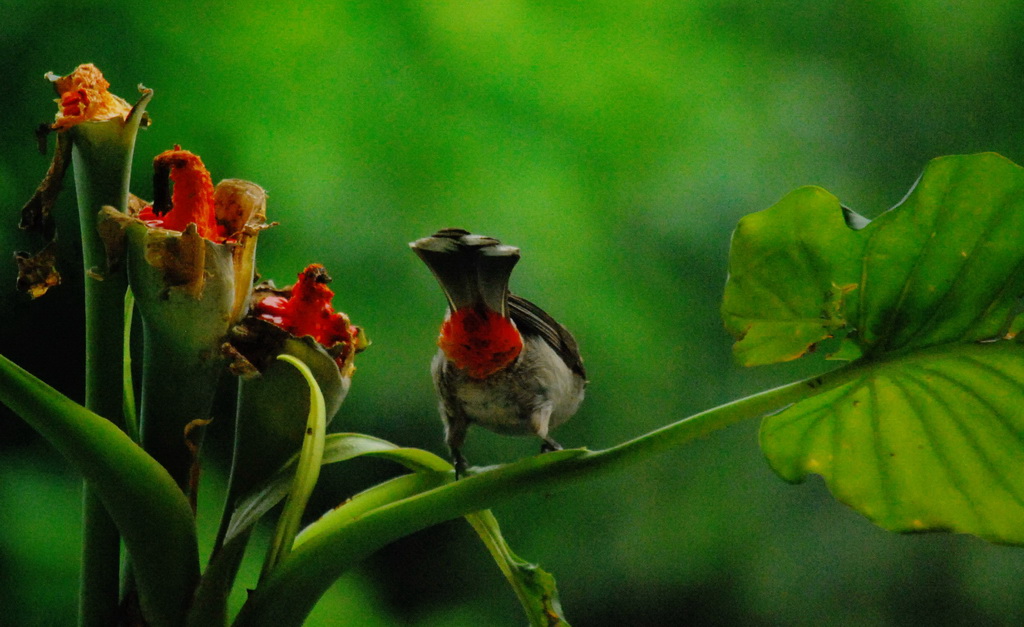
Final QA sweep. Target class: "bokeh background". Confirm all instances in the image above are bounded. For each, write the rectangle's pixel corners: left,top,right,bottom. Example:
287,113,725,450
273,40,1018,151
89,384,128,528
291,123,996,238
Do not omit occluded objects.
4,1,1024,625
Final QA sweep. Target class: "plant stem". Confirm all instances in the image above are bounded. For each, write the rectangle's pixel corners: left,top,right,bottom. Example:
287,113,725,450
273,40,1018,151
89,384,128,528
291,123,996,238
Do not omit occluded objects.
234,367,859,626
138,327,224,493
79,491,121,626
464,510,564,626
68,111,148,626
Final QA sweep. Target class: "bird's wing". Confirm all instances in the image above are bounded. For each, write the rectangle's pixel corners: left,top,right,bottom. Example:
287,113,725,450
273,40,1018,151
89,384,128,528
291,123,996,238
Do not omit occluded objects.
508,293,586,379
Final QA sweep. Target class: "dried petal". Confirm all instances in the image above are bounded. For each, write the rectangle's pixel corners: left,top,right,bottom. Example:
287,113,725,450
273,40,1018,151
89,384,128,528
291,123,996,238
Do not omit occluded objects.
49,63,132,129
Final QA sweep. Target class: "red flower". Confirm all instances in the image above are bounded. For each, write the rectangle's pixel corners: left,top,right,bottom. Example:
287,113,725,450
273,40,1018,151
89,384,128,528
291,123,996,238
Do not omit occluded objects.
254,265,367,372
138,146,226,242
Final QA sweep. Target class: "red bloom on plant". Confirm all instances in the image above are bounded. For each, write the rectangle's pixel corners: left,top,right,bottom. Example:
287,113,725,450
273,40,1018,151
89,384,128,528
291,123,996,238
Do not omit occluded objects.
138,146,226,242
254,264,367,371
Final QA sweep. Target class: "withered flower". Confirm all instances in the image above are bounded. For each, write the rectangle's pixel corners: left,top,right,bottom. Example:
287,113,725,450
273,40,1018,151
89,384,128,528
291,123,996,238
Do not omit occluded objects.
49,63,134,130
16,63,151,297
100,145,268,336
99,145,268,492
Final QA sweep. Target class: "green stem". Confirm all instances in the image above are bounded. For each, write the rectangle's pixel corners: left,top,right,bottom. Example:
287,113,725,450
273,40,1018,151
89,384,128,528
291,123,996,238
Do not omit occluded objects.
74,143,132,627
80,491,121,626
234,368,857,626
71,139,132,426
464,511,561,627
139,327,224,493
67,100,150,626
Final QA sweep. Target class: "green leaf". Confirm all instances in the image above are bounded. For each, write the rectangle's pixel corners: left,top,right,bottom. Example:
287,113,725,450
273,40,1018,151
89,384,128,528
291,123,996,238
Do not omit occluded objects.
225,433,450,545
122,287,139,443
191,435,451,626
232,376,821,627
0,354,199,627
223,338,349,507
723,186,865,366
233,437,591,627
763,343,1024,542
261,354,327,578
465,511,569,627
724,152,1024,544
293,472,451,548
284,441,570,626
232,449,586,627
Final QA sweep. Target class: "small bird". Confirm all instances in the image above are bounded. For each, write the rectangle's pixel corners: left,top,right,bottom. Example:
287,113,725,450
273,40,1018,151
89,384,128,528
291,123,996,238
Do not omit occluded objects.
411,228,587,477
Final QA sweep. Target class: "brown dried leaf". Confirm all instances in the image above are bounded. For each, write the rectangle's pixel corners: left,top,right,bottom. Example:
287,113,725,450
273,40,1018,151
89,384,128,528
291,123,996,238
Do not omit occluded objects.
141,223,208,298
14,242,61,298
20,130,72,240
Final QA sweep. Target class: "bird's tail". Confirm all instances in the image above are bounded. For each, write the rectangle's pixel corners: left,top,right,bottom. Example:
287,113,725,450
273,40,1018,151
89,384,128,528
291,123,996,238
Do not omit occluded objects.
410,228,520,316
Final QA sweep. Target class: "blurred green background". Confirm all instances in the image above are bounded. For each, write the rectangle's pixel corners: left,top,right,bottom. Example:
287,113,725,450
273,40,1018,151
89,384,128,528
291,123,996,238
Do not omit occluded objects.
4,1,1024,625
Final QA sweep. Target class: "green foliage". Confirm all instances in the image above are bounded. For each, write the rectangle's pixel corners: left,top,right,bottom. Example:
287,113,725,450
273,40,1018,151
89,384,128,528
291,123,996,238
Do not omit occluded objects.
261,355,328,578
6,5,1024,625
11,148,1024,623
1,340,590,626
724,153,1024,544
0,355,198,626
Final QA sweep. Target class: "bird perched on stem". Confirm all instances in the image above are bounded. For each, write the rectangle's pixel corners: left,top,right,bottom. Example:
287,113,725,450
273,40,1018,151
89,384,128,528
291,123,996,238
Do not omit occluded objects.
411,228,587,477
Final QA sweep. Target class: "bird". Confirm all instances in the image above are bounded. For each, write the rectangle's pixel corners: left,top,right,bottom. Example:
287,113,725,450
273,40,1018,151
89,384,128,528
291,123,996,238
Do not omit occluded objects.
410,228,587,477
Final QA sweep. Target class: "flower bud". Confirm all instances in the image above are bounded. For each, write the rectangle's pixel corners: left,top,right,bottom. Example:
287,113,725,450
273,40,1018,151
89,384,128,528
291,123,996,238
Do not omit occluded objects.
224,265,367,502
98,146,268,490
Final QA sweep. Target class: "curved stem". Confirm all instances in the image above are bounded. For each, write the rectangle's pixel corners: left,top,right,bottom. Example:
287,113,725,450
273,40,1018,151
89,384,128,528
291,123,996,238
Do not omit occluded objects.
234,367,858,626
260,355,327,579
464,510,566,626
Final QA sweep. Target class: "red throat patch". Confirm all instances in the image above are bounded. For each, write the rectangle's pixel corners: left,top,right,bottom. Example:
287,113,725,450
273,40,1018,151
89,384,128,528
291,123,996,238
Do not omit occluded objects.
439,307,523,379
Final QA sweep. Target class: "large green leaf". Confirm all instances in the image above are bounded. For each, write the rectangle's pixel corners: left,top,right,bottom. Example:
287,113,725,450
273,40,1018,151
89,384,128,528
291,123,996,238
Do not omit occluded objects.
723,152,1024,544
0,354,199,626
223,432,570,626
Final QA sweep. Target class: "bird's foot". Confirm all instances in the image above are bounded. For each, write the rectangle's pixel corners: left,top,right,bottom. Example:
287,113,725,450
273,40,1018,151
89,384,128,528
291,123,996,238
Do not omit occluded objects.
540,438,563,454
452,448,469,479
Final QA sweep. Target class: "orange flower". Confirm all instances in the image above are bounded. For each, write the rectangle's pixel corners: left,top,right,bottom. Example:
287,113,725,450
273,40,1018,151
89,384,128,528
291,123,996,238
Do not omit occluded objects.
50,63,132,129
138,146,224,242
